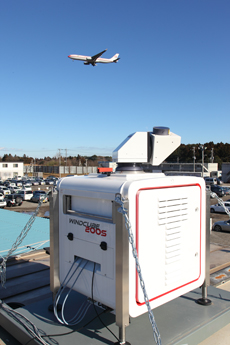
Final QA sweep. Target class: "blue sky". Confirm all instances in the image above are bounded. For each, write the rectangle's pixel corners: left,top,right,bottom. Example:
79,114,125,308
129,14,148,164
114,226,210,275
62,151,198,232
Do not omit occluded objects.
1,0,229,159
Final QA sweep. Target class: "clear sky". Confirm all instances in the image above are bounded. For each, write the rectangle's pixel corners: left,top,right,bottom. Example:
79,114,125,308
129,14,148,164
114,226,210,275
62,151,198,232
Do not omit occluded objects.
1,0,229,159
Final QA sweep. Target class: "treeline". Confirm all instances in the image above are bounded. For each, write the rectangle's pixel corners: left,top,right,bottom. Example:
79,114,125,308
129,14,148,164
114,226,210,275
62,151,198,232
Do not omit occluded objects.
1,142,230,168
0,153,112,167
167,142,230,168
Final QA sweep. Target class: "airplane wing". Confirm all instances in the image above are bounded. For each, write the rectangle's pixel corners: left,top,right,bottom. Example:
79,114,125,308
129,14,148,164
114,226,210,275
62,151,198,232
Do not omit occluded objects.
90,49,107,62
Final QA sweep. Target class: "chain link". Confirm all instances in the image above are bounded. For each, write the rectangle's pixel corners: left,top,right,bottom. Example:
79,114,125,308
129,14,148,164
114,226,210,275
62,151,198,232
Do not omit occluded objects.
210,192,230,218
115,194,162,345
0,192,49,287
114,191,229,345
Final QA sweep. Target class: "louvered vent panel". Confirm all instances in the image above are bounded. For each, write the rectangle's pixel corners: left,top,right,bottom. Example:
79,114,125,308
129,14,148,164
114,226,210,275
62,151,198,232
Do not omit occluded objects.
158,197,188,286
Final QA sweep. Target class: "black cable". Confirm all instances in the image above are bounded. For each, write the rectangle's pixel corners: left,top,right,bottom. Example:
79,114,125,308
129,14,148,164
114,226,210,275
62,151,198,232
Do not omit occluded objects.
24,303,110,344
91,262,119,342
6,261,119,345
41,308,109,339
1,260,118,345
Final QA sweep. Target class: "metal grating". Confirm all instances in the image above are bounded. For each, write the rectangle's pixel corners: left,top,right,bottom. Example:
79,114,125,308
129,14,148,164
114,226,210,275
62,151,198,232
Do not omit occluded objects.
158,197,188,225
158,197,189,286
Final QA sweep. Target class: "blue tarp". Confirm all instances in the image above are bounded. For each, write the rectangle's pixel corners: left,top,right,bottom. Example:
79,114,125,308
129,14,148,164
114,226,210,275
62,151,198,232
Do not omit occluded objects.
0,209,50,257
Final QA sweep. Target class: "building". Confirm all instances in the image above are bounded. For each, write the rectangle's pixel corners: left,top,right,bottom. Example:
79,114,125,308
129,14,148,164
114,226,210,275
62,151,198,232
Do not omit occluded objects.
0,161,24,180
222,163,230,183
148,162,219,177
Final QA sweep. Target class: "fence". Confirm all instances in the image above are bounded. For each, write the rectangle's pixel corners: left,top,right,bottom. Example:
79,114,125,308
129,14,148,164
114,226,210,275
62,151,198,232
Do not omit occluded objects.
30,165,98,175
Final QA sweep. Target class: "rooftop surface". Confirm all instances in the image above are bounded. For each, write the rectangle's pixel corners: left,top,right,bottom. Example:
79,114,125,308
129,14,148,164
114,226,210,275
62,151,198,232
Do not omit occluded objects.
0,194,230,345
0,243,230,345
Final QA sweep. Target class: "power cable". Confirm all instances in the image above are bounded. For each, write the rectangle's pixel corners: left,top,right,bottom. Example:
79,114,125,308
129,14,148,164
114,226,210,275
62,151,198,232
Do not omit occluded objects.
54,258,91,326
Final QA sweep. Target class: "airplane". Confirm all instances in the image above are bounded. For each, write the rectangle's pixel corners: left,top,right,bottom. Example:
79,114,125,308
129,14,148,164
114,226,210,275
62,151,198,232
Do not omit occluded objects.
68,49,120,66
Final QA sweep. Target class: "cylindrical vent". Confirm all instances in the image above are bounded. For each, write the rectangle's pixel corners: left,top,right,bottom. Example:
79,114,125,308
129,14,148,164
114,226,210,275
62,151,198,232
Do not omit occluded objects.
153,126,170,135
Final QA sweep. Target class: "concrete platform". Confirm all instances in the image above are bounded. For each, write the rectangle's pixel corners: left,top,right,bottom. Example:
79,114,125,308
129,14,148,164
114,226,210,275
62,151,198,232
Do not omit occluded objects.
198,282,230,345
210,243,230,271
1,285,230,345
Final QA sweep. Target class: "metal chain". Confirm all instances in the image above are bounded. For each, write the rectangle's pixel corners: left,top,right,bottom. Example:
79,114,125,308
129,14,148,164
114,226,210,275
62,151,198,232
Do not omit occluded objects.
210,192,230,218
115,193,162,345
0,301,50,345
0,193,49,288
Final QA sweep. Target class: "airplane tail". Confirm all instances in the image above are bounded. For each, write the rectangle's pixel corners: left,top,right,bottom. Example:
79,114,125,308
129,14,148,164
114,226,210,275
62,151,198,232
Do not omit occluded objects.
111,53,120,62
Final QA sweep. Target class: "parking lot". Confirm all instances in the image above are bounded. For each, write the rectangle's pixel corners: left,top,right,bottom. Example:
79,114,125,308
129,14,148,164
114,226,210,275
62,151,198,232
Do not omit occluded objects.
210,190,230,247
3,185,51,218
3,182,230,245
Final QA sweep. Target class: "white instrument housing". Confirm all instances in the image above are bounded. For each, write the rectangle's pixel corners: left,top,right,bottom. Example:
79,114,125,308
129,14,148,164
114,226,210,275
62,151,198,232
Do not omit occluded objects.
112,128,181,165
57,172,206,317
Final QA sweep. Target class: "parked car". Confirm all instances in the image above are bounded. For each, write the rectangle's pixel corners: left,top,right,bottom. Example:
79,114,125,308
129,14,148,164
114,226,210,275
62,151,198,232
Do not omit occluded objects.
213,219,230,232
204,177,217,185
31,190,48,203
210,185,225,197
4,182,16,188
31,180,39,186
11,179,23,187
5,194,23,207
222,187,230,195
21,186,32,191
206,185,215,198
8,186,21,194
210,202,230,213
0,200,6,208
0,186,11,195
45,179,54,185
0,193,6,208
39,179,45,185
22,180,32,187
45,176,58,184
14,190,33,201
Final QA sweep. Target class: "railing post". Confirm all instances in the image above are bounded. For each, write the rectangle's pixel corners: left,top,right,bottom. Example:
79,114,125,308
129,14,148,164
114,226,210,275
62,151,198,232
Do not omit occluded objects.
197,189,212,306
113,199,131,345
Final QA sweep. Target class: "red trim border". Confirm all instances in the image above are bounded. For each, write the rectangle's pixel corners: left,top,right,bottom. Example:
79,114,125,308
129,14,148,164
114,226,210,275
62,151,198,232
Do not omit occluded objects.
135,184,202,306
